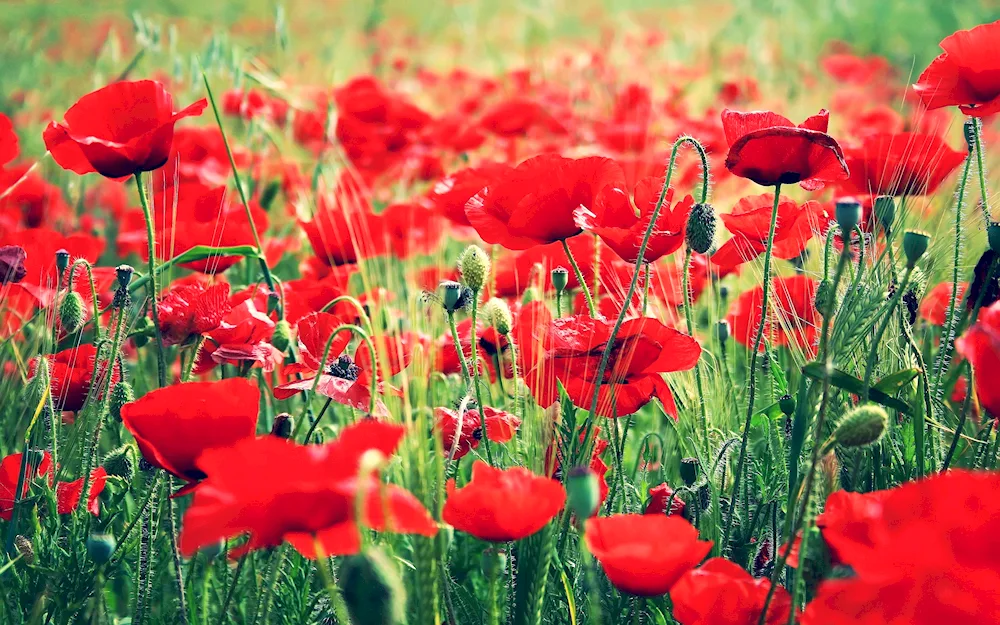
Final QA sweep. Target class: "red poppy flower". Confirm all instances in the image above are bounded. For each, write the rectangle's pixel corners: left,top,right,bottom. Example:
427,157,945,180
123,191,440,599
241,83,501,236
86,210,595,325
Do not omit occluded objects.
435,406,521,459
178,420,437,559
0,285,37,339
727,275,820,356
576,177,694,264
0,452,52,521
465,154,625,250
479,97,566,138
443,462,566,542
913,20,1000,117
426,162,513,227
29,344,120,413
670,557,792,625
526,315,701,418
585,514,713,596
120,378,259,488
432,318,499,382
645,483,685,516
595,83,653,153
920,282,968,326
1,112,18,167
712,195,829,272
839,133,966,198
956,301,1000,418
0,228,103,299
194,299,283,374
0,164,74,230
722,109,849,190
55,468,108,516
157,280,232,345
43,80,207,179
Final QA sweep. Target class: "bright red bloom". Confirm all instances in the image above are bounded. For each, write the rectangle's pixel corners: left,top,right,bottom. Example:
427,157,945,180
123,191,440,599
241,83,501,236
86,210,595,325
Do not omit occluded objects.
576,177,694,264
585,514,713,596
840,133,966,198
920,282,967,326
194,298,283,374
43,80,207,179
55,468,108,516
178,420,437,559
645,483,685,516
727,275,820,355
526,314,701,418
435,406,521,459
29,344,120,413
956,301,1000,418
1,112,18,167
478,97,566,138
671,558,792,625
426,162,513,227
466,155,625,250
722,109,849,190
0,452,51,521
712,195,829,272
158,280,232,345
913,20,1000,117
120,378,259,487
0,164,73,230
443,462,565,542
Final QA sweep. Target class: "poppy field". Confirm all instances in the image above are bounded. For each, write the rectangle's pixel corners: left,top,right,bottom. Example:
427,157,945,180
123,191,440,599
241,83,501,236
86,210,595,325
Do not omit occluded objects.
3,0,1000,623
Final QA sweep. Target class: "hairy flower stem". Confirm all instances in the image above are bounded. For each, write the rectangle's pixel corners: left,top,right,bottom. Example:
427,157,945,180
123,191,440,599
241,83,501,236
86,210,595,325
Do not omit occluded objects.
447,310,473,386
861,266,914,401
134,470,160,625
683,248,710,453
66,258,103,340
562,239,597,317
469,293,495,465
972,118,992,222
134,172,168,388
164,477,190,624
722,184,783,556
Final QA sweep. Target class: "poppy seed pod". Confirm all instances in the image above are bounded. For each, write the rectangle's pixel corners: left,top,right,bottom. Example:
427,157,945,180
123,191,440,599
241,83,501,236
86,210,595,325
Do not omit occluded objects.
988,223,1000,254
55,248,70,277
110,380,135,422
440,280,468,312
459,245,491,293
716,320,730,346
59,292,85,334
551,266,569,293
779,394,796,417
482,297,513,335
679,457,700,486
340,547,407,625
270,320,291,352
567,466,601,520
834,405,888,448
902,230,931,267
835,197,862,235
103,444,137,483
115,264,134,289
271,413,293,439
86,534,116,564
686,202,717,254
873,195,896,234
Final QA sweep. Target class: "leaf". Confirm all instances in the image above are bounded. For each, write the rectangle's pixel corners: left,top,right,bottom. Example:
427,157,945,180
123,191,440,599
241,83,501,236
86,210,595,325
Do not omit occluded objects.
873,368,920,394
802,363,913,414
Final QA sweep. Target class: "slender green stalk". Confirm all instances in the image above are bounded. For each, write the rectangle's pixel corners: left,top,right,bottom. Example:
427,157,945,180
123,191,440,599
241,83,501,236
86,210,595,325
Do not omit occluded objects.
164,477,190,624
972,118,992,222
683,248,710,452
469,294,495,465
561,239,596,317
862,266,914,401
134,173,168,388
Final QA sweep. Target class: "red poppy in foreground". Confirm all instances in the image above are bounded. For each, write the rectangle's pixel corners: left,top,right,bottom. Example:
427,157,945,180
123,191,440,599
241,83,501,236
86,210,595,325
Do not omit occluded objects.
435,406,521,459
727,275,820,355
526,314,701,418
55,468,108,516
575,176,694,264
956,301,1000,418
178,420,437,558
426,161,513,227
722,109,849,190
465,154,624,250
671,558,792,625
840,133,966,198
913,20,1000,117
712,194,828,272
44,80,207,179
585,514,712,596
120,378,259,489
443,462,565,542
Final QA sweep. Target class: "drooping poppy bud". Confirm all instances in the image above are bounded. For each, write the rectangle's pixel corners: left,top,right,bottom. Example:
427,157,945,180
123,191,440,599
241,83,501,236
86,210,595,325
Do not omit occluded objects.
834,405,888,448
110,380,135,421
271,320,292,352
679,457,700,486
902,230,930,267
815,278,836,318
685,203,717,254
131,316,154,348
459,244,491,293
103,444,137,483
567,466,601,520
59,291,85,334
340,547,407,625
779,394,796,416
482,297,513,335
86,534,116,564
0,245,28,284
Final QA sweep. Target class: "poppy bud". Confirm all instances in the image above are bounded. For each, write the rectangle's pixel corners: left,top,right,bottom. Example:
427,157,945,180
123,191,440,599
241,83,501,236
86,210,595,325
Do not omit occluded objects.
14,535,34,565
902,230,930,268
267,292,280,316
835,197,862,235
131,316,154,348
566,466,600,520
59,291,85,334
551,266,569,293
779,394,796,417
55,249,70,277
521,286,541,305
834,405,888,448
103,444,138,483
271,413,293,439
989,223,1000,254
679,457,700,486
873,196,895,234
113,264,134,310
0,245,28,284
482,297,513,335
815,279,836,318
482,548,508,579
271,320,292,352
110,380,135,422
964,118,978,152
258,180,281,211
340,547,407,625
459,245,491,293
716,320,730,346
686,203,717,254
440,280,467,312
86,533,116,564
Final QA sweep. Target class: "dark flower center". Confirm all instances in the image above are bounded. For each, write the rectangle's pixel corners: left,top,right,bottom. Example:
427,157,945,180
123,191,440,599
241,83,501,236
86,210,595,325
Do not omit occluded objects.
327,355,360,381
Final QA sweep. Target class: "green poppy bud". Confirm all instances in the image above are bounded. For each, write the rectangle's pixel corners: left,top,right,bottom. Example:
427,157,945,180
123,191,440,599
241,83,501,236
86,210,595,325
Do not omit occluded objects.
110,380,135,422
340,547,407,625
59,291,85,334
815,278,837,318
834,405,888,448
873,196,895,234
988,223,1000,255
482,297,513,335
271,319,292,352
835,198,862,235
103,444,137,483
679,457,700,486
902,230,930,268
551,266,569,293
459,245,491,293
482,548,508,580
566,466,600,520
686,203,717,254
87,534,116,564
716,320,730,346
779,394,796,417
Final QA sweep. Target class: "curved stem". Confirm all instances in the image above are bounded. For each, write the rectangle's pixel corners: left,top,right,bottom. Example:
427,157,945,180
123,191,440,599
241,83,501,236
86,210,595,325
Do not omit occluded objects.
66,258,102,339
561,239,596,318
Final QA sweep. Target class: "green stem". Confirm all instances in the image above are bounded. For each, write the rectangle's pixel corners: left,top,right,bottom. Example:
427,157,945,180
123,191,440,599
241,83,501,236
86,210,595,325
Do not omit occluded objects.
134,173,168,388
469,294,495,465
972,118,992,222
447,310,472,385
862,266,914,401
561,239,596,317
683,248,710,453
165,477,190,624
